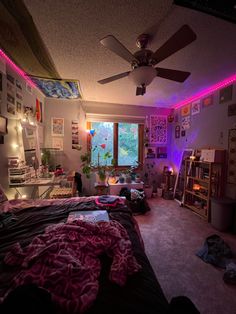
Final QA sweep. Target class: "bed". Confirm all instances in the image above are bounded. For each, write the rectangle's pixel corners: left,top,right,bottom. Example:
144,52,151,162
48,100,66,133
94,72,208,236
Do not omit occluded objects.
0,196,178,314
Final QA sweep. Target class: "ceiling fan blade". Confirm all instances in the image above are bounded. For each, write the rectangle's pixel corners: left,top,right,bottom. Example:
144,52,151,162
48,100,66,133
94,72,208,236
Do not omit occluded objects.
156,67,191,82
100,35,137,64
98,71,130,84
152,25,197,65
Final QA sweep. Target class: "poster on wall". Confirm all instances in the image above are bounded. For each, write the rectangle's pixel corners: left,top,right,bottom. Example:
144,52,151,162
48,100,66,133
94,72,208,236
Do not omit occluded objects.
145,147,156,158
228,129,236,184
191,100,200,115
52,137,63,151
181,116,190,130
51,117,64,136
149,115,167,144
219,85,233,104
181,104,190,116
71,120,80,149
156,146,167,158
202,94,213,108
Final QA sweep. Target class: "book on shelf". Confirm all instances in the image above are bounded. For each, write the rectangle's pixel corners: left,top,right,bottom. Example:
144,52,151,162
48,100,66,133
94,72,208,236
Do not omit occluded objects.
67,210,109,223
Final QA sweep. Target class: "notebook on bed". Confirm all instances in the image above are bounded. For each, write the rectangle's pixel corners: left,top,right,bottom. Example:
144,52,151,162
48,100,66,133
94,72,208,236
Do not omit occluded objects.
67,210,109,223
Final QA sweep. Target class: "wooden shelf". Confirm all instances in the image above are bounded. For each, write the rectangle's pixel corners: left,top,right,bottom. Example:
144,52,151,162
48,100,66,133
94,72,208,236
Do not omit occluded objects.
183,158,224,221
184,204,208,220
187,176,209,183
185,189,208,200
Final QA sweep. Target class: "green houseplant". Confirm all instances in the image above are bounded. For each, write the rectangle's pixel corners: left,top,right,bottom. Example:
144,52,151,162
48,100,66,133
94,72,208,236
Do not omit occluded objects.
80,148,112,184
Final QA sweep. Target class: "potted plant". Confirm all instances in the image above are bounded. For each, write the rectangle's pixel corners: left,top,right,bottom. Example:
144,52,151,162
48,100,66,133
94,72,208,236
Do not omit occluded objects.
80,148,112,185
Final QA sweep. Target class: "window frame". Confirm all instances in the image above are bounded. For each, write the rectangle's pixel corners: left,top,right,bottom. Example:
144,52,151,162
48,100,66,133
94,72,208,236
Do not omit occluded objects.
87,121,144,170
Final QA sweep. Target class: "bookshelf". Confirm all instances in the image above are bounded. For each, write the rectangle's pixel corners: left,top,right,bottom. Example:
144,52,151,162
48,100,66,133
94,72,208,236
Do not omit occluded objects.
183,160,224,220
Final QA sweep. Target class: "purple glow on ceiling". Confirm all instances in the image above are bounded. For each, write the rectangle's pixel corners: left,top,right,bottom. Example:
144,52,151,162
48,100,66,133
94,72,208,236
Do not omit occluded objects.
172,74,236,109
0,49,36,88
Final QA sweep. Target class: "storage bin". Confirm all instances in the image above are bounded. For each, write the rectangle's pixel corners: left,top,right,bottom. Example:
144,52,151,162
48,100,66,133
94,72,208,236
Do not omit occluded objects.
211,197,235,232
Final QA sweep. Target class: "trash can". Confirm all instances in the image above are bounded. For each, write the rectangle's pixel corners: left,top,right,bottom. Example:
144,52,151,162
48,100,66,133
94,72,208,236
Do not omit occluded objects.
211,197,235,232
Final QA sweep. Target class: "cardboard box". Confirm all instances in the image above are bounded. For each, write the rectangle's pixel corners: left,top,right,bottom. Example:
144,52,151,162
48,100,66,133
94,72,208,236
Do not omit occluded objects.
201,149,225,163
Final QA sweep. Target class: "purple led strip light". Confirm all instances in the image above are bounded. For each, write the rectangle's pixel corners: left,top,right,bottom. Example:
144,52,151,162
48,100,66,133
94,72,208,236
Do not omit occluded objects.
172,74,236,109
0,49,36,88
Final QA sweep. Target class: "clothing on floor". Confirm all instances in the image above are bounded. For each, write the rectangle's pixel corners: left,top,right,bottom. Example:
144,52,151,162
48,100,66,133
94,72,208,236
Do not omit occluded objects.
196,234,233,268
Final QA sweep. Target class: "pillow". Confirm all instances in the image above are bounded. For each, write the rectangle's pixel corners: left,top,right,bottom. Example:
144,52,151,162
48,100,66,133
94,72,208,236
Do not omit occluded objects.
0,184,8,204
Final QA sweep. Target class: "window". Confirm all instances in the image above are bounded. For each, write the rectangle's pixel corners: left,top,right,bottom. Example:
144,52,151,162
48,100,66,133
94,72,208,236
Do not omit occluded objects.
88,121,143,167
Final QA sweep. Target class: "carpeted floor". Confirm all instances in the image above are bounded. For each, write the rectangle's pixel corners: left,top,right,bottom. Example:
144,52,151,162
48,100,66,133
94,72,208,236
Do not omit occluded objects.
135,198,236,314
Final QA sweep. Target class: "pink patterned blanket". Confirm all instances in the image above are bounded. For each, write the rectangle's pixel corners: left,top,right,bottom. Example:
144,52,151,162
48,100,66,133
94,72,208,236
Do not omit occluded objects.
4,220,141,313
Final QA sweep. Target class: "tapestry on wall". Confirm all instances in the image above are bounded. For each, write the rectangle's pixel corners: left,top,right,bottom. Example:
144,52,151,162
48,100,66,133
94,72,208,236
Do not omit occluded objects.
228,129,236,184
29,76,82,99
72,120,80,149
149,115,167,144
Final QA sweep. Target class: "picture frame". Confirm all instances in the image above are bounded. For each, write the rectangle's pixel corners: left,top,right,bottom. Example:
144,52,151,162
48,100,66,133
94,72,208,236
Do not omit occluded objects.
25,127,34,138
51,117,64,136
0,115,8,134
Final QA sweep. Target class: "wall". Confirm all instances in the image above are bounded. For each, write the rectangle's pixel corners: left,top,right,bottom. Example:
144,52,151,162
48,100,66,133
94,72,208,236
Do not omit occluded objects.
44,99,172,194
170,82,236,199
0,58,45,198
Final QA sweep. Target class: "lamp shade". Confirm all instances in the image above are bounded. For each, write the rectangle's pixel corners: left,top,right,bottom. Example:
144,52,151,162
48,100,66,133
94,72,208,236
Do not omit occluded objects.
129,66,156,86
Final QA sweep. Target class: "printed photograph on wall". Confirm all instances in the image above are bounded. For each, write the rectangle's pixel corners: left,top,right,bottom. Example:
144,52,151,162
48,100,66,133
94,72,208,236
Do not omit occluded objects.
6,73,14,85
24,106,34,118
202,94,213,108
227,129,236,184
228,103,236,117
7,93,15,115
150,115,167,144
16,101,22,113
181,104,190,116
156,146,167,158
7,81,15,94
25,127,34,138
72,120,80,149
175,125,180,138
181,116,190,130
219,85,233,104
51,117,64,136
16,91,23,101
16,79,22,91
145,147,156,158
191,100,200,115
26,83,33,94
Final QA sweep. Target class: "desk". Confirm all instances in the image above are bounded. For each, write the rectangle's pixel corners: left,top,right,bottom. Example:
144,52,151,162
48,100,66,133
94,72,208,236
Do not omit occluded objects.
10,177,63,199
109,181,144,195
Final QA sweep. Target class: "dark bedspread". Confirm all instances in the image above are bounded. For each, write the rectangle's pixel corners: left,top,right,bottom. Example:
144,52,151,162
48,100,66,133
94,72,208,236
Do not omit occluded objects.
0,198,169,314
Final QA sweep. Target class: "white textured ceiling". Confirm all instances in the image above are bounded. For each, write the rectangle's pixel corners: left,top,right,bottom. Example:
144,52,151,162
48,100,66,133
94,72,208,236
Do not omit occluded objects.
23,0,236,107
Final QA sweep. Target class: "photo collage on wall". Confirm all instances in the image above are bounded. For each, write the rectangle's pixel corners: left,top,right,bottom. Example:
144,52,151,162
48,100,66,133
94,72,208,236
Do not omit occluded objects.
72,120,80,149
175,84,234,139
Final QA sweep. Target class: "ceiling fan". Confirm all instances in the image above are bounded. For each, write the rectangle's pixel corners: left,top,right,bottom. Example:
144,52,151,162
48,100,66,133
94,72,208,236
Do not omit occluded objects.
98,25,197,96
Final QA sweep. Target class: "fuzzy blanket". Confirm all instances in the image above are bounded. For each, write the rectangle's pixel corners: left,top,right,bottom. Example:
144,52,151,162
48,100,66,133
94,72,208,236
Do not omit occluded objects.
3,219,141,313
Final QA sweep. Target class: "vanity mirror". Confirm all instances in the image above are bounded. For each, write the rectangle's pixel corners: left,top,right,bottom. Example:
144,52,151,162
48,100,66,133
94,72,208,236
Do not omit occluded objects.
21,121,41,170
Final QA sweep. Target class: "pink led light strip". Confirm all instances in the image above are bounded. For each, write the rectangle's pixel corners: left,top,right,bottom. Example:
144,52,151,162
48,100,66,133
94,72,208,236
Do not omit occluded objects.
172,74,236,109
0,49,36,88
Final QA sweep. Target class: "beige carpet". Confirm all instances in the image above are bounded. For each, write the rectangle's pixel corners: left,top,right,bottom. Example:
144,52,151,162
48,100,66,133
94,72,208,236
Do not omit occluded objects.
135,198,236,314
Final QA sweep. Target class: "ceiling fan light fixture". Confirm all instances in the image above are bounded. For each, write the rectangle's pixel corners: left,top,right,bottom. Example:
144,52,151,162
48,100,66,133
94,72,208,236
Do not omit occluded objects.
128,66,156,87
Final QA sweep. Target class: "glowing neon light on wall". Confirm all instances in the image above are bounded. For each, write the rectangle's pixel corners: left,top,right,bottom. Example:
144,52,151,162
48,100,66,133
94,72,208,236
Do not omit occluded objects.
172,74,236,109
0,49,36,88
